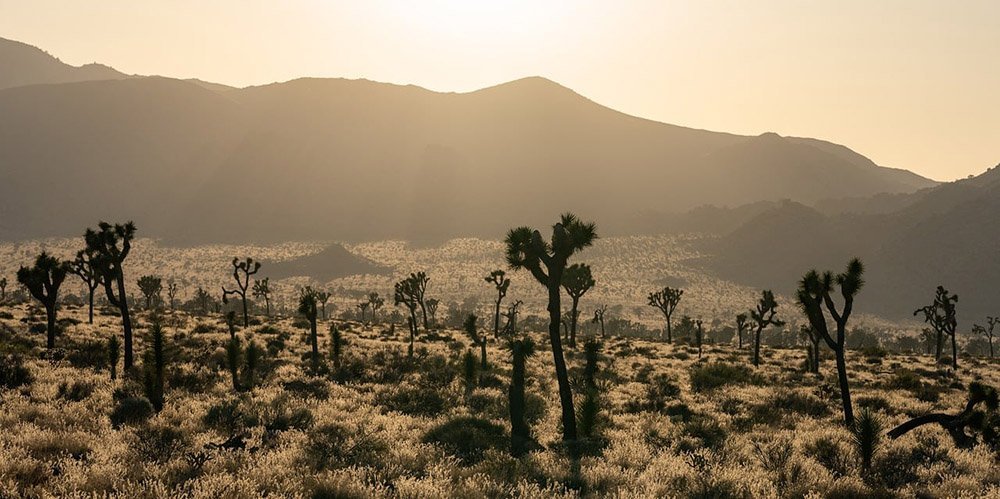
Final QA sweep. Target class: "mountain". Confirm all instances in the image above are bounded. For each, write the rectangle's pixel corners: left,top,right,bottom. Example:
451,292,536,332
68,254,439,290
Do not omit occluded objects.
704,164,1000,320
0,37,938,244
0,37,126,90
262,244,389,281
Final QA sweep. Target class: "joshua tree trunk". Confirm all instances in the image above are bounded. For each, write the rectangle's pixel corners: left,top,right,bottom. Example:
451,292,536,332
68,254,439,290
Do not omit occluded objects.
310,318,319,373
811,337,821,373
418,301,428,330
834,344,854,426
753,326,763,367
509,346,531,456
665,316,672,343
116,275,134,372
950,332,958,370
45,304,57,349
493,299,502,339
547,278,577,442
86,288,95,324
935,331,943,361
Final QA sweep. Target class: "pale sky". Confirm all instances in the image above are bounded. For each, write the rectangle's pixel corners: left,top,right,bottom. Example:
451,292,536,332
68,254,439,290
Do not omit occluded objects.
1,0,997,181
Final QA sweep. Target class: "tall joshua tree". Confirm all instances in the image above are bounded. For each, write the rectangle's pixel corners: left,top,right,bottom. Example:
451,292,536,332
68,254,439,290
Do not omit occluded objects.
503,300,523,335
750,290,784,368
69,248,102,324
394,278,421,357
980,317,998,359
485,270,511,339
137,275,163,310
368,292,384,324
801,324,822,374
166,280,178,311
17,252,69,349
425,298,439,326
507,335,538,457
222,257,260,328
407,272,431,329
561,263,595,348
735,313,748,349
86,221,137,371
298,287,320,373
798,258,865,426
915,286,959,370
592,304,608,338
648,287,683,343
252,278,272,317
505,212,597,443
356,301,369,323
315,290,331,320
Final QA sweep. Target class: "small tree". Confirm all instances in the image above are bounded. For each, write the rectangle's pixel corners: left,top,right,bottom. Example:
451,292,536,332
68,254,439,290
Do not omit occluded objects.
252,278,272,317
735,313,748,349
17,252,69,349
504,212,596,443
142,318,166,411
298,287,320,373
750,290,784,368
0,277,7,304
485,270,511,339
425,298,439,326
561,263,595,348
329,323,343,368
694,319,704,358
222,257,260,328
407,272,431,329
68,249,102,324
914,286,959,370
592,304,608,338
648,287,683,343
137,275,163,310
801,324,822,374
368,292,384,324
507,335,538,457
394,278,421,357
578,338,603,439
356,301,369,324
984,317,997,358
85,221,136,370
502,300,523,335
798,258,865,426
166,280,178,311
226,336,242,392
244,339,262,389
193,287,213,316
316,290,332,320
464,314,487,372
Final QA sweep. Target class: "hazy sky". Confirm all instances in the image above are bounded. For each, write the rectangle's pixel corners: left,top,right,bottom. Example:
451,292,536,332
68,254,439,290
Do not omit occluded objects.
2,0,997,181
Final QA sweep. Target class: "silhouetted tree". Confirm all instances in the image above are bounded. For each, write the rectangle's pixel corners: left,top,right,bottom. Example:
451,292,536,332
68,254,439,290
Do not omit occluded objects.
592,304,608,338
485,270,511,339
502,300,523,335
225,311,237,340
798,258,865,426
648,287,683,343
735,313,748,349
356,301,369,323
252,278,272,317
507,335,538,457
425,298,439,326
222,257,260,328
695,319,704,358
226,336,241,392
888,381,998,449
329,323,342,368
984,317,997,358
561,263,595,348
85,221,136,370
142,318,166,411
137,275,162,310
801,324,822,374
750,290,784,368
0,277,6,304
68,249,102,324
915,286,959,369
298,287,320,373
17,252,69,349
394,278,420,357
578,338,602,439
368,292,384,324
108,334,120,381
193,287,213,316
464,314,487,371
505,212,596,442
315,290,331,320
405,272,431,329
243,339,262,390
166,280,178,311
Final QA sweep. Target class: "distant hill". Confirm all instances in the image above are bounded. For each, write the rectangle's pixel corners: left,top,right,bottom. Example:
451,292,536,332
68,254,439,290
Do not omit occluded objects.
262,244,389,282
703,164,1000,320
0,37,126,90
0,37,937,244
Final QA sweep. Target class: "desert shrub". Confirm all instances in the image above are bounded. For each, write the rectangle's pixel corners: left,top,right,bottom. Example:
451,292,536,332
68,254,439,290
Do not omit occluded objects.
375,383,448,417
524,392,547,425
418,353,457,388
804,435,852,478
134,423,188,462
665,402,696,422
304,422,387,471
422,416,507,464
873,445,920,489
283,378,330,400
168,365,216,393
681,415,727,450
627,373,682,414
748,389,830,427
203,398,256,433
65,340,107,370
467,389,506,418
57,380,95,402
856,395,894,414
886,369,922,391
266,330,291,356
0,311,13,320
0,354,32,389
111,396,155,428
190,323,215,335
690,362,760,392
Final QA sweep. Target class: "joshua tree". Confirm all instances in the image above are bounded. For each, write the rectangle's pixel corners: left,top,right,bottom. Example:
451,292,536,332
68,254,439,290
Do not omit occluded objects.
329,323,343,368
85,221,136,371
485,270,511,339
982,317,998,358
695,319,704,358
315,290,331,320
142,318,166,411
226,336,242,392
425,298,439,326
222,257,261,328
17,252,69,349
888,381,998,449
225,311,237,340
505,212,597,443
750,290,784,368
797,258,865,426
735,313,748,349
915,286,959,369
368,292,384,324
394,278,421,357
193,287,213,316
561,263,595,348
648,287,683,343
507,335,539,457
0,277,6,304
405,272,431,329
592,304,608,338
464,314,487,371
166,280,178,311
298,287,320,373
356,301,369,323
137,275,163,310
252,278,272,317
578,338,602,439
108,334,120,381
801,324,822,374
68,249,102,324
502,300,523,335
